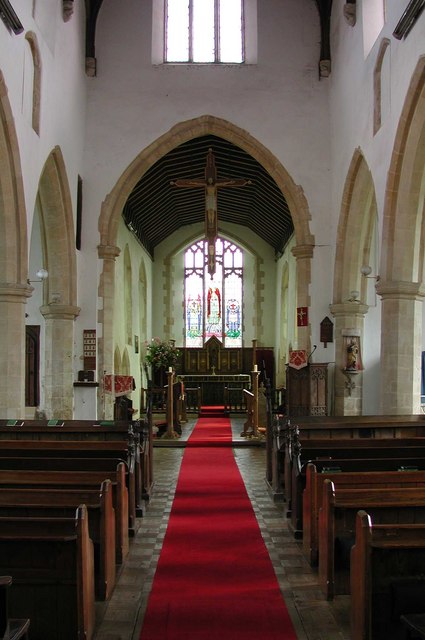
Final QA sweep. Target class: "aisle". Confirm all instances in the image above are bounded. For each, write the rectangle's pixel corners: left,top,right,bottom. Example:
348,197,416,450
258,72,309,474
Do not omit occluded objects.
139,414,297,640
92,423,350,640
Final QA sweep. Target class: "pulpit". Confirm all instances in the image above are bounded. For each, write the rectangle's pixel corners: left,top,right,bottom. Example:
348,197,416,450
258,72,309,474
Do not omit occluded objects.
286,363,328,416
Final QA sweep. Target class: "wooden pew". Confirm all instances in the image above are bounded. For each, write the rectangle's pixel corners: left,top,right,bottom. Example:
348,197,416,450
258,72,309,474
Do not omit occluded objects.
319,481,425,600
270,414,425,502
0,465,129,563
0,429,146,517
0,455,137,536
0,481,115,601
289,439,425,536
351,511,425,640
0,505,95,640
0,576,30,639
303,462,425,566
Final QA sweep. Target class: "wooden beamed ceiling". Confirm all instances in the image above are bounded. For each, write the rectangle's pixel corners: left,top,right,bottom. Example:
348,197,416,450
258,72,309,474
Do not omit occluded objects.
122,135,294,259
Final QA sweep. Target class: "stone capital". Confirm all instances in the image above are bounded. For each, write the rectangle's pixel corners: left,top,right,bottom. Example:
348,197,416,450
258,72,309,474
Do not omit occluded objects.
376,279,425,301
97,244,121,260
329,301,369,318
0,282,33,303
291,244,314,260
40,304,81,320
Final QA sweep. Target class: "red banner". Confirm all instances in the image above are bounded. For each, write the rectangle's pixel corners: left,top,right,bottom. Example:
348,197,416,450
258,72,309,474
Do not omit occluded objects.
104,375,134,397
297,306,309,327
288,350,308,370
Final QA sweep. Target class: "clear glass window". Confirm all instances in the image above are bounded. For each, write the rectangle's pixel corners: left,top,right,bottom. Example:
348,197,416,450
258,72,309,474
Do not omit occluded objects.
165,0,244,63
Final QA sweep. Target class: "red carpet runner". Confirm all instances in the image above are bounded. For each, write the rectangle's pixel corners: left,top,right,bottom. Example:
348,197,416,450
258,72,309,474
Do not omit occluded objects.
140,414,297,640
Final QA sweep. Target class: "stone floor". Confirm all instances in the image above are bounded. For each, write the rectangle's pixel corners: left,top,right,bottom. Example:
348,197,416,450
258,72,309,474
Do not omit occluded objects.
93,417,351,640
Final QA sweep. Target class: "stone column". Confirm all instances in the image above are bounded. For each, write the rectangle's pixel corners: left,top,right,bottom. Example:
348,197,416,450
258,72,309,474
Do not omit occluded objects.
0,282,32,417
291,244,313,352
377,280,423,414
98,244,121,419
329,301,368,415
40,303,80,419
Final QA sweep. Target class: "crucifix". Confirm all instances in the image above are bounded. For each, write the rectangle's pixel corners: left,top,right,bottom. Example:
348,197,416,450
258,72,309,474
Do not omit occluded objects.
171,148,251,277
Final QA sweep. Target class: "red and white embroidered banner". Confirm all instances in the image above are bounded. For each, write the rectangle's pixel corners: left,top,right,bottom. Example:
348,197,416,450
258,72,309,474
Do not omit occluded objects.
288,350,308,370
104,375,134,397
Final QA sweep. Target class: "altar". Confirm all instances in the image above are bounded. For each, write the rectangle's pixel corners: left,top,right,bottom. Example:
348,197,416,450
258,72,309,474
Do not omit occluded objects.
180,374,251,409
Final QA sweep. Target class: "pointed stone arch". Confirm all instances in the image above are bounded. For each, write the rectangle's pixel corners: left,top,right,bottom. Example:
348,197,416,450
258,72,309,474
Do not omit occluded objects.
36,147,80,417
99,115,314,248
25,31,42,136
97,116,315,416
333,148,378,304
331,148,378,415
0,71,31,416
373,38,391,136
378,55,425,413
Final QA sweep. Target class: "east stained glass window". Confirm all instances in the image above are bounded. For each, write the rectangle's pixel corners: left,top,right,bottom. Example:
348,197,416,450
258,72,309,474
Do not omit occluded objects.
185,238,243,347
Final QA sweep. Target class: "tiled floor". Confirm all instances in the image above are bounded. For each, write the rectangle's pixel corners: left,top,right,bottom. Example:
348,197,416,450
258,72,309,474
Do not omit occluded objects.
93,417,351,640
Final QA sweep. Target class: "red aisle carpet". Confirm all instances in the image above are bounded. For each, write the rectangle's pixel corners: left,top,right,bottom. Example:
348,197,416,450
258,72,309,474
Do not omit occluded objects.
140,413,297,640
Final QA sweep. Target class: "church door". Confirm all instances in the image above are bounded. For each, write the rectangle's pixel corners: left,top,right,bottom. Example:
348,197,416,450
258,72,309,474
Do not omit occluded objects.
25,325,40,407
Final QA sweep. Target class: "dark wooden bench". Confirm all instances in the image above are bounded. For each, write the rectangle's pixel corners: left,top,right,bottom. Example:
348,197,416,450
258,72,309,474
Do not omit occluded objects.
0,464,129,563
303,461,425,565
351,511,425,640
0,419,152,509
0,481,115,601
0,576,30,639
270,414,425,502
0,505,95,640
0,455,137,536
319,481,425,600
289,440,425,536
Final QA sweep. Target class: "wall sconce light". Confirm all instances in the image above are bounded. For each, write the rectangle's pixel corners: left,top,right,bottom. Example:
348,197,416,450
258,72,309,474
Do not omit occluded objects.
361,265,380,281
27,268,48,284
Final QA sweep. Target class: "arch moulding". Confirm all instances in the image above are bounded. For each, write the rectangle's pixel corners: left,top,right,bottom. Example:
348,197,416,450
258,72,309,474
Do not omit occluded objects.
97,116,315,415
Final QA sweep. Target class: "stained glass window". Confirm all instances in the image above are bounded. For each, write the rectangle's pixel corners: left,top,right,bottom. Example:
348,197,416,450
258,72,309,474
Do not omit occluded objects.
185,238,243,347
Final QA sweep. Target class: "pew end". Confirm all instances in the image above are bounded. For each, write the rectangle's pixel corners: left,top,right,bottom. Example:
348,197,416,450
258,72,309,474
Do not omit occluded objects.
0,576,30,640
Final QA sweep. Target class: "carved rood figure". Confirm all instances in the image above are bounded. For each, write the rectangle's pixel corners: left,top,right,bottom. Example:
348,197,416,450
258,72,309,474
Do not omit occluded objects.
171,148,251,276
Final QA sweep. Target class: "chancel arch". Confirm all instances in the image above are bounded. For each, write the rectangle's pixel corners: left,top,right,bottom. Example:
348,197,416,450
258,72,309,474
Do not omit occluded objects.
0,71,31,417
98,116,314,416
330,148,379,415
378,55,425,414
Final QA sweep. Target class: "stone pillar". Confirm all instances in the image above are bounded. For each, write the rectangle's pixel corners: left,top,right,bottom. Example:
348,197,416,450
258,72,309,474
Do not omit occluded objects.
329,301,368,415
291,244,313,352
0,283,32,418
40,303,80,419
377,280,423,414
98,244,121,419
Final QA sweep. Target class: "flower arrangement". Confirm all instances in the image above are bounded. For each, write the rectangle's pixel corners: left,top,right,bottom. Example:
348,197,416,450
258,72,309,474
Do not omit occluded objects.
143,338,180,371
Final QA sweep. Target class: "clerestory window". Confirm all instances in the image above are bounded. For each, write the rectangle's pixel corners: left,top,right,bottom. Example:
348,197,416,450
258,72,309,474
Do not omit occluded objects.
185,238,243,347
165,0,245,63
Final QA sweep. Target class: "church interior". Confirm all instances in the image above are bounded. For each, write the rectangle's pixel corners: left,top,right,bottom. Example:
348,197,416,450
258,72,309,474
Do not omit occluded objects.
1,0,425,638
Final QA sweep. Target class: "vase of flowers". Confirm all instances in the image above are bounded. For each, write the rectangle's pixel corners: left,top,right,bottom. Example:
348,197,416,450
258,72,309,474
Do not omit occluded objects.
143,338,180,386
